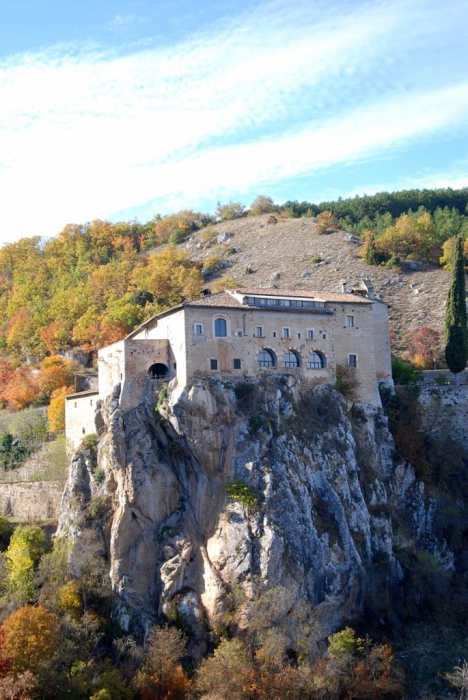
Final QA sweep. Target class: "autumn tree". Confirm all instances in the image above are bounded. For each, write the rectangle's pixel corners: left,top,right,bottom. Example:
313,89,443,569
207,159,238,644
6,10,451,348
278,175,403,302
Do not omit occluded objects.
136,625,191,700
411,327,441,368
215,201,246,221
47,385,74,432
445,236,468,381
316,210,339,234
4,525,49,603
249,195,276,215
2,605,59,676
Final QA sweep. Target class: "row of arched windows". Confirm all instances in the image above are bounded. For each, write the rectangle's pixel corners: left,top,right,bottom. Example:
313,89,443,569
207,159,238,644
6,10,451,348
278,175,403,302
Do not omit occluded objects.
257,349,326,369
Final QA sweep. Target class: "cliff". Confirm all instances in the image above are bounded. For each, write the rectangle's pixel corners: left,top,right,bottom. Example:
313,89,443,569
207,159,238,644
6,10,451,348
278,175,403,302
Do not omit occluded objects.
57,375,454,645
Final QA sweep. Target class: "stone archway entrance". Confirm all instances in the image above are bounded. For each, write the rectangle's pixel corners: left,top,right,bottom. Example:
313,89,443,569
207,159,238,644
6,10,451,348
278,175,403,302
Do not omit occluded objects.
148,363,169,379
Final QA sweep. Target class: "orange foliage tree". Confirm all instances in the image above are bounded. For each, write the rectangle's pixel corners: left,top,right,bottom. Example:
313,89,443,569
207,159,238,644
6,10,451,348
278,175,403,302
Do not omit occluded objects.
2,365,39,411
2,605,59,676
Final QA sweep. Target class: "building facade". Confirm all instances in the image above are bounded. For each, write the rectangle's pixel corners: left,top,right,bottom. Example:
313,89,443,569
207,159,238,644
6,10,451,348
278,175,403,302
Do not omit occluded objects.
65,285,392,448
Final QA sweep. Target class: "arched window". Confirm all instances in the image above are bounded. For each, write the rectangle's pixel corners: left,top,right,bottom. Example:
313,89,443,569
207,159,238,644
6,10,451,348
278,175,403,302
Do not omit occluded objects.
214,318,227,337
307,351,326,369
257,349,277,367
282,350,301,368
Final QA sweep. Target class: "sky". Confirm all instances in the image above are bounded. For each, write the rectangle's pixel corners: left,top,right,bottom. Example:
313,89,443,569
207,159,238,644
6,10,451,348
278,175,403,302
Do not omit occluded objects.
0,0,467,243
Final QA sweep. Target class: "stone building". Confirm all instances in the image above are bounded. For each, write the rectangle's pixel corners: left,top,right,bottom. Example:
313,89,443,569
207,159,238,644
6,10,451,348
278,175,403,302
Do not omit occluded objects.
65,284,392,448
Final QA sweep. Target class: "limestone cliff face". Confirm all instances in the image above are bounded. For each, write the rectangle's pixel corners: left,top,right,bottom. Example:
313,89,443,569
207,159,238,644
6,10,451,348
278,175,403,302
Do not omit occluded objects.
58,376,453,641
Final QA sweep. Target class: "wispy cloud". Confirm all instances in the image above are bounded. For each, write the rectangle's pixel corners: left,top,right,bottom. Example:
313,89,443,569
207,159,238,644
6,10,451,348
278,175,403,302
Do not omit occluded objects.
0,0,467,241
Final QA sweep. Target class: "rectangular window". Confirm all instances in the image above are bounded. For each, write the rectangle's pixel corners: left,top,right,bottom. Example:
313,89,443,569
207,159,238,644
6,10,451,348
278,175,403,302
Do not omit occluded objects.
348,354,357,368
297,332,301,339
256,327,263,337
272,331,277,338
82,427,86,434
233,358,241,369
74,402,77,408
210,359,218,370
347,315,354,327
307,329,314,339
322,333,326,340
282,328,290,338
194,323,203,335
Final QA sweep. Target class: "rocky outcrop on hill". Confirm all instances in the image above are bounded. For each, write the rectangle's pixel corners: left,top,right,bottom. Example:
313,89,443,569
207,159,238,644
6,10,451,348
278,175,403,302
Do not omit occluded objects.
57,375,453,643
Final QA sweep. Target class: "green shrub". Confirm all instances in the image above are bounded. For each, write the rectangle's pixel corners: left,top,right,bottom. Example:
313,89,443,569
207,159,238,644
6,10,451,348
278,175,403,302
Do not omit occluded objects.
80,433,98,456
226,479,258,508
169,229,188,245
88,497,106,519
391,357,422,385
155,386,168,413
204,255,223,274
234,382,256,400
93,468,105,485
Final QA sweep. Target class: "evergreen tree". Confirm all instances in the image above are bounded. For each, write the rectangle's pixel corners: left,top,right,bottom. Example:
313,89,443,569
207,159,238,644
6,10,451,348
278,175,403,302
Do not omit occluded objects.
444,236,468,378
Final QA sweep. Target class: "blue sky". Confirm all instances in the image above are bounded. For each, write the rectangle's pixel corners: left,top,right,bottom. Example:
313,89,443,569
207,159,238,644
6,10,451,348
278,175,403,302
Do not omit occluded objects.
1,0,467,242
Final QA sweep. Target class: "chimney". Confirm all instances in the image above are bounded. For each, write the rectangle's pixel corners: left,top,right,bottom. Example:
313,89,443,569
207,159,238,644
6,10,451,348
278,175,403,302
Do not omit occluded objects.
362,278,375,299
341,281,347,294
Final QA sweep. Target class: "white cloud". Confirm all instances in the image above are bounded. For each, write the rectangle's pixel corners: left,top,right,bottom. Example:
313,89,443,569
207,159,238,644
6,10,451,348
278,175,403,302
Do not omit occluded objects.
0,0,467,241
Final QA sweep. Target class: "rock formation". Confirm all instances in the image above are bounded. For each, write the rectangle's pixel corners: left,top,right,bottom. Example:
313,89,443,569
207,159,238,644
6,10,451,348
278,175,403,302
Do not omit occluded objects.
58,375,453,645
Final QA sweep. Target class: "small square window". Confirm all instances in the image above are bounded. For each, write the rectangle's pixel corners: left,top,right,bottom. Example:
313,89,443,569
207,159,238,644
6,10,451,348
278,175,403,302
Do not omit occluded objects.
282,328,290,338
348,354,357,368
297,332,301,339
307,329,314,340
272,331,277,338
256,327,263,337
347,315,354,327
194,323,203,335
210,359,218,370
233,358,241,369
322,333,326,340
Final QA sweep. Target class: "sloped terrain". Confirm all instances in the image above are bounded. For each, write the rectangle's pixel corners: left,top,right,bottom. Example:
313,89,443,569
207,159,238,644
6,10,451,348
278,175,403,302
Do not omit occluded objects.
180,214,451,357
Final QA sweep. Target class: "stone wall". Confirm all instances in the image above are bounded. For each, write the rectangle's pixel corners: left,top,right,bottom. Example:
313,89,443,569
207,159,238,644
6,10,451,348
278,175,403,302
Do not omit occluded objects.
0,480,65,520
65,391,99,449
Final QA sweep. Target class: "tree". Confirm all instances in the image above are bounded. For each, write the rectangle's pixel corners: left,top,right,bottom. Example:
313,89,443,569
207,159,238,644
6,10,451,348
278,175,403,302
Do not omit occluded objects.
47,385,74,432
411,327,441,368
444,236,468,380
2,605,59,676
4,525,49,602
215,201,246,221
249,195,276,215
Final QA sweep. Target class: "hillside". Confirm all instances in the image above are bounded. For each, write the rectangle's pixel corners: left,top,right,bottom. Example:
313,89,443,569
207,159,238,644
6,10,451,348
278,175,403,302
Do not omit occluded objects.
180,213,450,357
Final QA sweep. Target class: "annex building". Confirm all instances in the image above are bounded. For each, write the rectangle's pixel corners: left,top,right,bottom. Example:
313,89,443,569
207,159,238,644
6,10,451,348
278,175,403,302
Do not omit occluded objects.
65,283,392,448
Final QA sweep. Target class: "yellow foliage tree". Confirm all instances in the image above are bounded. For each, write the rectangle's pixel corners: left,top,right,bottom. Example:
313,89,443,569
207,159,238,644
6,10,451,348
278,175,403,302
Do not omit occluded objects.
47,385,74,432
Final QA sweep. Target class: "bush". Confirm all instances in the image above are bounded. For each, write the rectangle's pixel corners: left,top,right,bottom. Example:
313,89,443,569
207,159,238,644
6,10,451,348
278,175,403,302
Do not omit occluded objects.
226,479,258,508
391,357,421,385
169,229,188,245
215,201,246,221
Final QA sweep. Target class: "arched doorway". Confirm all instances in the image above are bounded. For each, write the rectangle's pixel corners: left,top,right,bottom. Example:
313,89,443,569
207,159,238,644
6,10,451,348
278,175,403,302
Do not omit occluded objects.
148,363,169,379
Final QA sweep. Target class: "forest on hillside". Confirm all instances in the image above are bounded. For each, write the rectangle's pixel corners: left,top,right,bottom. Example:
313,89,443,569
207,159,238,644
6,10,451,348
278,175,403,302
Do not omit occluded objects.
0,188,467,421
